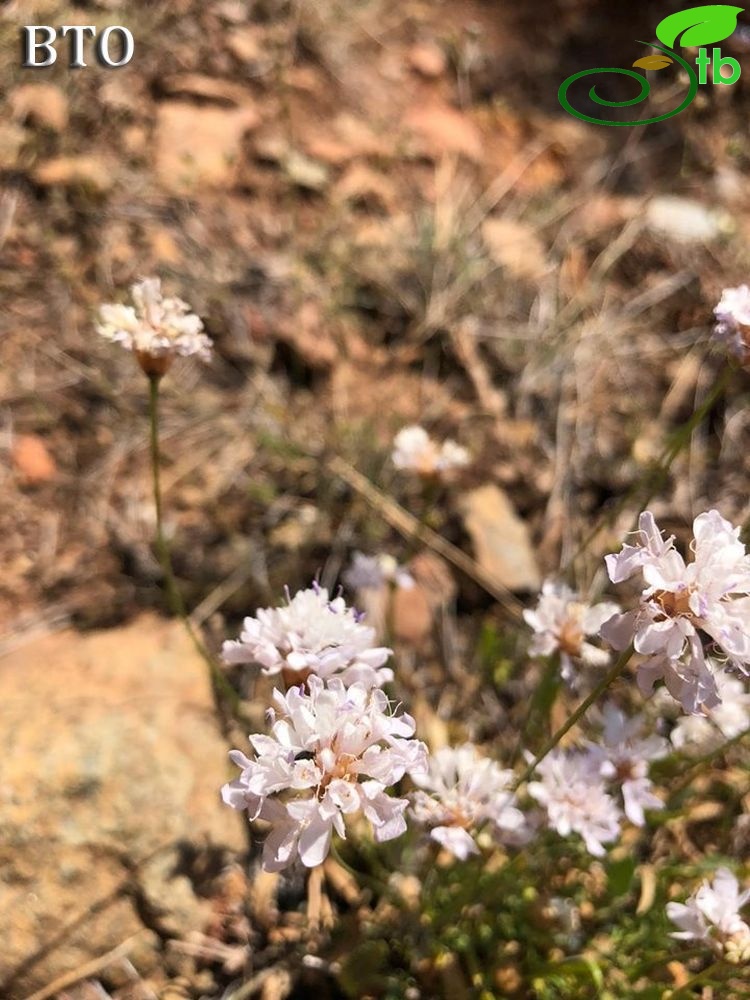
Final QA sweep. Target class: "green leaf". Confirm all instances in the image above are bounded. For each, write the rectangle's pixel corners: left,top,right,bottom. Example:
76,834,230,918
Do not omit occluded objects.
607,856,637,897
655,4,744,48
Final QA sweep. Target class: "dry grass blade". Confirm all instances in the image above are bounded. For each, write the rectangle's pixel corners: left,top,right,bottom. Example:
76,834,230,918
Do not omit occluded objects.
326,454,524,621
0,189,18,250
20,932,148,1000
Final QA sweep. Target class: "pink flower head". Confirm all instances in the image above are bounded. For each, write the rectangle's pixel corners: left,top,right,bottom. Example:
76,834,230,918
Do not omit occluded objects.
410,744,529,859
222,584,393,689
591,704,667,826
392,425,470,477
603,510,750,713
524,581,619,685
527,748,621,857
222,676,427,871
668,868,750,963
97,277,211,375
671,664,750,754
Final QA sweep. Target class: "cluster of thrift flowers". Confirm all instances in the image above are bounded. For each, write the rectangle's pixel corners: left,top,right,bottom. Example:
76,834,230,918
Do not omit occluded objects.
222,584,394,689
527,747,621,856
603,510,750,714
527,705,666,856
523,580,619,685
391,425,470,477
668,868,750,964
409,744,528,860
97,277,212,375
590,704,666,826
221,676,427,870
713,285,750,366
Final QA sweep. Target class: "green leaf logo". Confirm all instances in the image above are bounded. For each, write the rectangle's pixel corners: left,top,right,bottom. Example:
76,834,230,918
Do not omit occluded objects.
633,54,675,69
655,4,744,48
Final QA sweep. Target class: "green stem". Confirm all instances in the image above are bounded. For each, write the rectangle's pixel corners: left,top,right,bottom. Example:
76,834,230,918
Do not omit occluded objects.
512,644,634,791
566,365,734,574
628,948,707,980
147,374,242,715
510,652,561,766
668,725,750,799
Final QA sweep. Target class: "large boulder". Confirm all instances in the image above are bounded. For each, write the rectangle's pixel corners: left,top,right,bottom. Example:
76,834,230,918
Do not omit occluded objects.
0,615,244,999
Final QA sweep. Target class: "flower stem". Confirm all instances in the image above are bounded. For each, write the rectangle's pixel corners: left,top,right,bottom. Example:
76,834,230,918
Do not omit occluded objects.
668,724,750,798
512,644,634,790
147,374,242,714
510,652,561,766
566,364,734,574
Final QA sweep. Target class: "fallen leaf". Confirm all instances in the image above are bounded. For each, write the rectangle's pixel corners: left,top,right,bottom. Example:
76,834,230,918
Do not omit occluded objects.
403,102,483,161
458,484,541,591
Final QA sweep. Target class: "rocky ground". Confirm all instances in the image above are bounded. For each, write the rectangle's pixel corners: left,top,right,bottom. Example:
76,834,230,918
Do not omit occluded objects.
2,0,750,998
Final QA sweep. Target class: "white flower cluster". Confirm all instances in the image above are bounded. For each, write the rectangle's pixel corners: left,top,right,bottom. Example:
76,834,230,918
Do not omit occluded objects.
524,580,619,685
97,277,212,371
410,744,528,860
603,510,750,714
223,586,537,871
713,285,750,365
528,748,621,857
592,704,667,827
221,504,750,874
391,425,470,477
222,676,427,870
222,583,394,689
667,868,750,964
528,705,665,856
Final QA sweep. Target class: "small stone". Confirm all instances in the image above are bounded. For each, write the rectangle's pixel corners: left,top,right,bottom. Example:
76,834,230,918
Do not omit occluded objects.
408,41,447,78
458,484,541,591
227,26,263,63
33,156,114,193
646,196,728,243
482,218,549,282
283,150,329,191
12,433,57,484
10,83,68,131
216,0,248,22
155,102,259,192
161,74,253,107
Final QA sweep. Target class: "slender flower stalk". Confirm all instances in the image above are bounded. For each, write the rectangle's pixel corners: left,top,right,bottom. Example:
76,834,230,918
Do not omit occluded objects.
512,643,634,791
147,374,239,711
668,723,750,798
564,366,735,576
